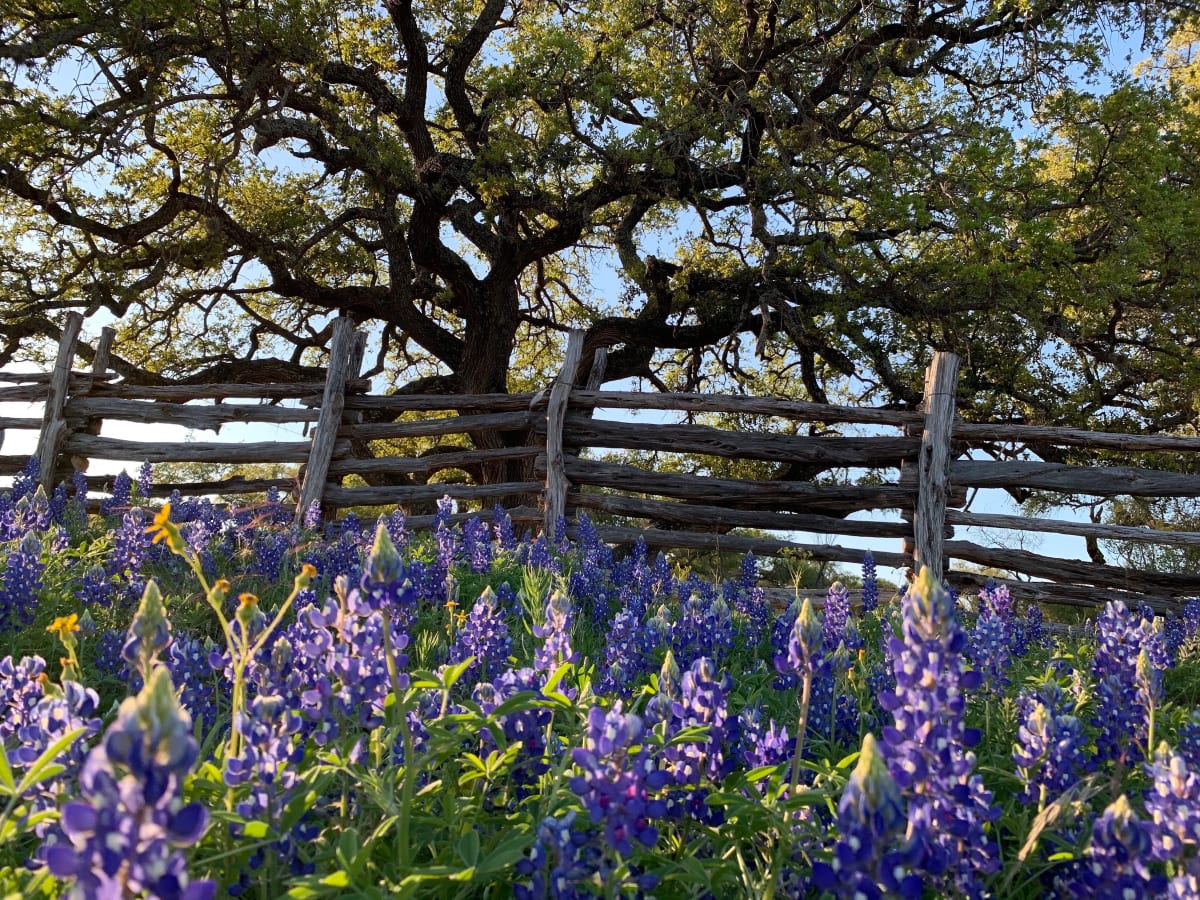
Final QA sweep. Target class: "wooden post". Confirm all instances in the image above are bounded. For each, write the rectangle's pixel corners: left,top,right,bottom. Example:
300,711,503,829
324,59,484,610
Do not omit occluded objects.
913,351,960,580
71,326,116,474
35,312,84,492
585,347,608,391
544,330,585,539
295,317,358,526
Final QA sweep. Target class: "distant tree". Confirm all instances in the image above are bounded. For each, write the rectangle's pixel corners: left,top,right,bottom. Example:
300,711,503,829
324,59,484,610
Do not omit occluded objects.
1,0,1198,454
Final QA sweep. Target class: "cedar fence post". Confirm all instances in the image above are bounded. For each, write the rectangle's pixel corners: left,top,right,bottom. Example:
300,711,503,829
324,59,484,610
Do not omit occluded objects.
544,330,585,539
295,317,358,526
70,326,116,475
35,311,84,493
913,351,960,579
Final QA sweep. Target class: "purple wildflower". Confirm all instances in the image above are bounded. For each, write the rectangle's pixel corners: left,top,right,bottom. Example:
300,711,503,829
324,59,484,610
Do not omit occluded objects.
41,667,215,900
878,568,1000,896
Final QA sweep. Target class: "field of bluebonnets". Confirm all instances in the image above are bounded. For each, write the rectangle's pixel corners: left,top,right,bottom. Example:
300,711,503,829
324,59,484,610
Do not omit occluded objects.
2,457,1200,898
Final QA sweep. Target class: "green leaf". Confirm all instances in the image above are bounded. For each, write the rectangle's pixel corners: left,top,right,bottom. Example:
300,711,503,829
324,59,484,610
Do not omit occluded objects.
242,820,270,839
0,747,15,795
456,830,480,867
476,831,534,875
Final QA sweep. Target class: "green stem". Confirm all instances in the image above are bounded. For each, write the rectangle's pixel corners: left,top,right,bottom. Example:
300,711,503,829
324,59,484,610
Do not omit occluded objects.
788,669,812,801
382,609,414,872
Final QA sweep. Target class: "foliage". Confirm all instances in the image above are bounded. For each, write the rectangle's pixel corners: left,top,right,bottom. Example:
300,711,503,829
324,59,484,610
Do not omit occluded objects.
2,466,1200,895
1,0,1199,447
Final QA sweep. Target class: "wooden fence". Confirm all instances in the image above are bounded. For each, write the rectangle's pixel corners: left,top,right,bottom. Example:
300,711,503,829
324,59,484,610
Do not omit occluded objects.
5,313,1200,611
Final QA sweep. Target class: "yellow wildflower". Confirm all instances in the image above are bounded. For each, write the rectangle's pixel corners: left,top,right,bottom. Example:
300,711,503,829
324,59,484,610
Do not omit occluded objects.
47,614,80,637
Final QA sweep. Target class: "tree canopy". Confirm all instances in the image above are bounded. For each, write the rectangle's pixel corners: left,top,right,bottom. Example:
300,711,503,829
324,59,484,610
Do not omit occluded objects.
1,0,1199,434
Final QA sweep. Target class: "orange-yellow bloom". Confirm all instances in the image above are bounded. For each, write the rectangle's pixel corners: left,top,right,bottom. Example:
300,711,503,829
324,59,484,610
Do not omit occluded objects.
47,614,80,637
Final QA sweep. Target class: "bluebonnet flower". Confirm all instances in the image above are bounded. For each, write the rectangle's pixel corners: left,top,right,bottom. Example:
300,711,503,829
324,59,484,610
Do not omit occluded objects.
661,658,735,825
1182,599,1200,645
860,552,879,613
13,679,103,828
569,704,669,858
1165,614,1186,661
10,486,52,534
811,733,925,899
492,504,516,552
671,592,734,669
568,513,615,624
1092,600,1168,769
48,482,69,524
514,811,597,900
738,706,792,770
448,587,511,686
223,689,315,894
12,455,39,502
74,564,114,609
969,606,1011,695
474,666,552,793
878,568,1000,897
1012,682,1087,806
1177,712,1200,770
122,581,173,683
1064,795,1167,898
302,501,322,529
42,667,216,900
528,534,557,573
169,634,220,735
823,581,853,652
726,552,768,646
0,532,44,631
1144,745,1200,892
597,608,647,697
100,469,132,517
461,516,493,573
0,654,49,744
776,597,822,678
135,461,153,501
378,509,406,549
534,591,578,674
251,528,292,584
106,507,151,605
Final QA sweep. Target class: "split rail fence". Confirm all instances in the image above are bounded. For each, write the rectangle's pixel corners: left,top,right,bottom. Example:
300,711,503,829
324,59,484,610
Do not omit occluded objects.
4,314,1200,612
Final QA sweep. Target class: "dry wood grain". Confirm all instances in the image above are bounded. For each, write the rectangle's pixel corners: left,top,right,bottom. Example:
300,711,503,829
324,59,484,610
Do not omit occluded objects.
341,392,538,412
569,491,913,539
560,456,916,513
84,380,369,400
62,433,327,463
66,398,322,428
949,460,1200,496
35,311,83,492
567,390,923,427
549,416,919,465
321,482,544,506
545,331,584,538
297,317,359,523
914,352,959,577
945,509,1200,549
327,446,540,477
955,422,1200,453
944,539,1200,594
339,411,534,440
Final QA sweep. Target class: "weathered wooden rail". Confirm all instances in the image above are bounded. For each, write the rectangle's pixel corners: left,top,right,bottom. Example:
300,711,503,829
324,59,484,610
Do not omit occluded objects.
5,313,1200,611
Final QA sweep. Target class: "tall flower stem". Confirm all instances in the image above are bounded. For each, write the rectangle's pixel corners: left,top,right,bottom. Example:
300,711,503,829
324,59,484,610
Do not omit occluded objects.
789,669,812,801
382,607,414,872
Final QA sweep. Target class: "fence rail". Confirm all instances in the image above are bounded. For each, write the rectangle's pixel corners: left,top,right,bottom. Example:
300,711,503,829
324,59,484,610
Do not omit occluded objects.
4,313,1200,611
